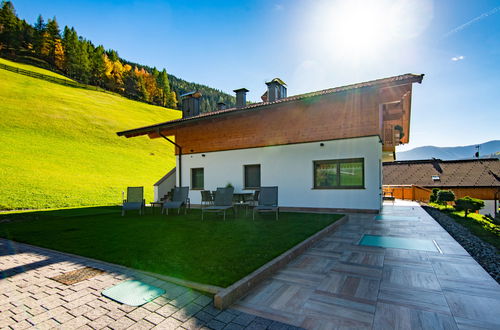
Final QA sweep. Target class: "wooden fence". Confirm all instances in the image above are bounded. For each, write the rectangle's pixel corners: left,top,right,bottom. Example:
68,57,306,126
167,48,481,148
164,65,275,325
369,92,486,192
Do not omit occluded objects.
0,62,104,92
383,185,432,202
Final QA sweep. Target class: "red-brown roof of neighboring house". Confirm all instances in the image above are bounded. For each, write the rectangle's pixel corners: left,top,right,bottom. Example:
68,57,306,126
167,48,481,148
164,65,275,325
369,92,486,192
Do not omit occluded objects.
383,158,500,187
117,73,424,138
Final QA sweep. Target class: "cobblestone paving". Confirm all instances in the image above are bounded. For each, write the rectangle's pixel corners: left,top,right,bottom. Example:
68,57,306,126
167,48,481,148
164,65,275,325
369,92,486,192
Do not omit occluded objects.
0,239,302,329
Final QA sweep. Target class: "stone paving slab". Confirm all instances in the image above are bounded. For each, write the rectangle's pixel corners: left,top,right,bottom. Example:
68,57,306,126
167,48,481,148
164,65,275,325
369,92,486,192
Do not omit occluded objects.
0,239,300,329
234,201,500,329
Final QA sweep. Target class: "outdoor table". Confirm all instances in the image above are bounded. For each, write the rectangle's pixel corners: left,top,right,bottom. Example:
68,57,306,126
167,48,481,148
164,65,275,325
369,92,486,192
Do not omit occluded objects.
149,202,163,214
233,193,254,216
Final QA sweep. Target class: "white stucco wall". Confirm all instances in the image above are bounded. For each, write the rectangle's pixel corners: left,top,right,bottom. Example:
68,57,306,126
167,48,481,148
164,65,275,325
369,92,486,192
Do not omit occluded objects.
154,169,176,202
176,136,383,211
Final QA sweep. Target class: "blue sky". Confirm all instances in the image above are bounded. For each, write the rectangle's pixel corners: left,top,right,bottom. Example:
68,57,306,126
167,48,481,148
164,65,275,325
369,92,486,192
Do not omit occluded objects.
10,0,500,151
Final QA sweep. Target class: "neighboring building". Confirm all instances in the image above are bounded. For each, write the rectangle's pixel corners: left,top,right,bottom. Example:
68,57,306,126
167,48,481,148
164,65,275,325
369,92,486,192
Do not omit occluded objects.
117,74,424,213
383,158,500,216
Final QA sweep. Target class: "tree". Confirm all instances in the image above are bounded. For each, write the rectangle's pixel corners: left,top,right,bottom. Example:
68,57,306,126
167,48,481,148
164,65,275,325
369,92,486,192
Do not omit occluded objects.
430,188,440,203
45,17,60,65
53,38,64,70
62,26,78,76
436,190,455,205
33,14,45,54
0,1,20,50
90,45,106,86
455,196,484,218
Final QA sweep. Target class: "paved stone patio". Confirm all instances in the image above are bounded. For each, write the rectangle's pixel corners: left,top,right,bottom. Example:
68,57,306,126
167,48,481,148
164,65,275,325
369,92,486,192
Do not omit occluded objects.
234,201,500,329
0,239,299,329
2,201,500,329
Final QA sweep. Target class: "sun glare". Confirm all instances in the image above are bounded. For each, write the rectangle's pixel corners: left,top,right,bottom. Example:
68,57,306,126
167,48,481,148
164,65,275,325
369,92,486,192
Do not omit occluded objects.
303,0,433,61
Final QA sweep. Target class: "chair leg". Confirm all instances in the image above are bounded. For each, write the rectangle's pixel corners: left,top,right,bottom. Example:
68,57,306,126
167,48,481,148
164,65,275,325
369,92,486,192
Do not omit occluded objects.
122,210,125,216
202,210,204,221
178,207,180,215
252,209,255,221
223,210,226,221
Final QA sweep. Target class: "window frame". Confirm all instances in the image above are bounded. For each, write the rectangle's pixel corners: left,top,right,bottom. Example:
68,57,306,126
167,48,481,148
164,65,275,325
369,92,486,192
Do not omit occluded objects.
190,167,204,190
313,158,365,189
243,164,261,190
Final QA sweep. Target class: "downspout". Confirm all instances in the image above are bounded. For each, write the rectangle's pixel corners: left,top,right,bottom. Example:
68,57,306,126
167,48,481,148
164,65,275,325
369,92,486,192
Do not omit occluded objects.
158,131,182,187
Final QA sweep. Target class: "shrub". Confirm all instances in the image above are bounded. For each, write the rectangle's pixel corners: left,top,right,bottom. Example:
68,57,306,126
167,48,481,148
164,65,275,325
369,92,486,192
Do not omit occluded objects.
437,190,455,204
430,188,440,203
455,196,485,218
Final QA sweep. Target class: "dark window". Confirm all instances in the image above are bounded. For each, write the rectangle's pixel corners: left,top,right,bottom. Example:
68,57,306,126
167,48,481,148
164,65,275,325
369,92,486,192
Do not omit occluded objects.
313,158,364,189
244,165,261,189
191,168,204,190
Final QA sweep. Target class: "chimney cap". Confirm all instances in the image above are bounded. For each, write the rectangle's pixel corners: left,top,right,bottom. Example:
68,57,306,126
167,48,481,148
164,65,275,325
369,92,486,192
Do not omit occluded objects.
265,78,286,86
180,91,202,98
233,88,249,93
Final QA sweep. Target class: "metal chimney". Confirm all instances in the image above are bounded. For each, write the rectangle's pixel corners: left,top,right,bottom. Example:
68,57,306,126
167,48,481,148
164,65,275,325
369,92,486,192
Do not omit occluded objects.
180,91,202,118
265,78,287,102
216,102,227,111
233,88,249,108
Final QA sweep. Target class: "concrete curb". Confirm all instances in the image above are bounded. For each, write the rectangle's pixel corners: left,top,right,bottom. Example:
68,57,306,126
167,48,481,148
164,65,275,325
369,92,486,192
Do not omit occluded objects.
214,215,349,309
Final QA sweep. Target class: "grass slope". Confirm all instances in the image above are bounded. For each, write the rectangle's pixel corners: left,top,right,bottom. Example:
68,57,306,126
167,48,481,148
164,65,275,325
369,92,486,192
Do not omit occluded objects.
0,57,74,81
0,208,342,287
0,59,181,210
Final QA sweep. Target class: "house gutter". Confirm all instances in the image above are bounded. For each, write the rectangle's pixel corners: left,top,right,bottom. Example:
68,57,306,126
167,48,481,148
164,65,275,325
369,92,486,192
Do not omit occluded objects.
158,131,182,187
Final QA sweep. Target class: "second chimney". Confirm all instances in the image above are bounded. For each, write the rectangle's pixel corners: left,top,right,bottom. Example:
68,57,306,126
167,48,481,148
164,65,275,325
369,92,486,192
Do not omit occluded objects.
180,91,202,118
233,88,249,108
217,102,227,111
266,78,287,102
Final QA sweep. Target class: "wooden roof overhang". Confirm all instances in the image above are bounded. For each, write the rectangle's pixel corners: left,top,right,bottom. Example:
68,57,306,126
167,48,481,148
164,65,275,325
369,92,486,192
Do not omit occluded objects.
117,73,424,142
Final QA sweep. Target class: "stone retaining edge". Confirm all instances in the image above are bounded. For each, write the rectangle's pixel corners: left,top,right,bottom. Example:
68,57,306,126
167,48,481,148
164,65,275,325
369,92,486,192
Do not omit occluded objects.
214,215,349,309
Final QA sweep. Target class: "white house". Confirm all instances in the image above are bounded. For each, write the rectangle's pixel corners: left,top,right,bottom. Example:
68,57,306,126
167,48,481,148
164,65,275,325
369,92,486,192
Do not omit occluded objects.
118,74,424,213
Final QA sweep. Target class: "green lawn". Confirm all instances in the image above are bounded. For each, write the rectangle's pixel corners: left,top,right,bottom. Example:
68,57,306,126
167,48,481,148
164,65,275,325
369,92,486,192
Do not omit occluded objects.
0,58,181,210
0,208,342,287
429,203,499,249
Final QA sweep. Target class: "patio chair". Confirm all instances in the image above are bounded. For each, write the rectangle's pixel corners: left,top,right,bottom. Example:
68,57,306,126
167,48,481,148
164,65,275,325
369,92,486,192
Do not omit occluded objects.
162,186,189,215
201,187,234,220
122,187,145,216
200,190,214,208
253,186,279,220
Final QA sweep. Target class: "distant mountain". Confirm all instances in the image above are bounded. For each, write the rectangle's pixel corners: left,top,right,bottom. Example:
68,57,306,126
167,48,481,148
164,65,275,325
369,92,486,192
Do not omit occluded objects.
396,140,500,161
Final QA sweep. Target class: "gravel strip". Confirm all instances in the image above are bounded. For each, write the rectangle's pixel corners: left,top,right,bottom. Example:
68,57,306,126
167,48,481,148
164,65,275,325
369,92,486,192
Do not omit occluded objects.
423,206,500,283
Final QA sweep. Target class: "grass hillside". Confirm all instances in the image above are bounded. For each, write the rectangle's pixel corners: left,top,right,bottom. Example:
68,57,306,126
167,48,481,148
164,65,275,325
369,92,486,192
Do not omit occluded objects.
0,59,181,210
0,57,74,81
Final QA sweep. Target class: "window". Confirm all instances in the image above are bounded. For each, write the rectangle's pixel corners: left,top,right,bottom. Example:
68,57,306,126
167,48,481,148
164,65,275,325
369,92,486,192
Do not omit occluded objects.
244,164,261,189
191,168,204,190
313,158,364,189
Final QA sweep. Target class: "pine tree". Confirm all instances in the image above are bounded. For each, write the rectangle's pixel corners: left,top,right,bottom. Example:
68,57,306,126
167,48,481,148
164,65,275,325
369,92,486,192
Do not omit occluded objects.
45,17,60,65
0,1,20,51
90,45,106,86
62,27,79,76
33,14,45,55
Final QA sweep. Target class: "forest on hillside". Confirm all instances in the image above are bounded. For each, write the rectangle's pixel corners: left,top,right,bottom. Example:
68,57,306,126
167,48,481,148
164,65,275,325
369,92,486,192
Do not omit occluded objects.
0,1,235,111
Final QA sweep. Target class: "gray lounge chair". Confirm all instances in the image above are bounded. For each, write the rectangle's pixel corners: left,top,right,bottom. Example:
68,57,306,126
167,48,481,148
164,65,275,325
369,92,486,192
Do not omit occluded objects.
253,186,279,220
122,187,145,216
162,187,189,215
202,187,234,220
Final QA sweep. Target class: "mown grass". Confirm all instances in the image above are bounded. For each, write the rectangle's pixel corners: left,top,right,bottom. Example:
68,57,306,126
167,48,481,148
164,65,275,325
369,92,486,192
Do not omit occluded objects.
429,202,499,249
0,57,74,81
0,208,342,287
0,59,181,210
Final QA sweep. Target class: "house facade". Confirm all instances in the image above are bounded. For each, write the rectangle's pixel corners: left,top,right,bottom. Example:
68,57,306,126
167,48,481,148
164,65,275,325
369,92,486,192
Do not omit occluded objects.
118,74,424,213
